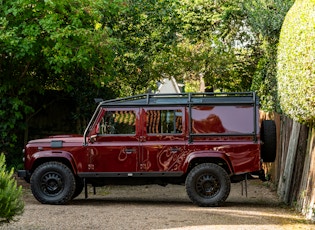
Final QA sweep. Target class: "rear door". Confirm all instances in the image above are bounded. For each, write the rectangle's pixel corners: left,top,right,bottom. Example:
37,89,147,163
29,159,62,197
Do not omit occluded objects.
139,107,187,173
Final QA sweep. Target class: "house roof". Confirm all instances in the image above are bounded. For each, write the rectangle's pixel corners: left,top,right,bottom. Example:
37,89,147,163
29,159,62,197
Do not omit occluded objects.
156,76,181,94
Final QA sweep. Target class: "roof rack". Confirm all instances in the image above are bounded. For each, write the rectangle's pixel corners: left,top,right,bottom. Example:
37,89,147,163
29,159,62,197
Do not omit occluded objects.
99,92,258,107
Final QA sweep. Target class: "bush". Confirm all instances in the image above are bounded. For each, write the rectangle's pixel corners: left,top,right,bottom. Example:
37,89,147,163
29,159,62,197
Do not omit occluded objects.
0,154,24,224
277,0,315,124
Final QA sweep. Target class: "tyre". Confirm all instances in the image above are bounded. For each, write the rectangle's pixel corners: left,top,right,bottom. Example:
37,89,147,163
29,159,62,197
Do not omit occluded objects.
185,163,231,207
30,161,76,204
260,120,277,162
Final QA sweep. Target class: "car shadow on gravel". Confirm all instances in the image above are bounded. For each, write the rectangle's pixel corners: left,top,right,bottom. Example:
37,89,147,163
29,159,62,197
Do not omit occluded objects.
66,181,282,208
69,197,283,208
69,197,193,207
20,179,283,209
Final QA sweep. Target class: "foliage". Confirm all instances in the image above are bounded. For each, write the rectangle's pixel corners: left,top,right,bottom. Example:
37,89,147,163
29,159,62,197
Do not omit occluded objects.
0,154,24,223
164,0,260,92
0,97,31,168
250,40,278,111
0,0,117,87
277,0,315,124
243,0,294,111
68,77,118,134
243,0,294,40
108,0,181,96
0,0,121,165
109,0,260,94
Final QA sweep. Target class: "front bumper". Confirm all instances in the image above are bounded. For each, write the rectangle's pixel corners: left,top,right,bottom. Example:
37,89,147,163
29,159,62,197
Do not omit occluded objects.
17,170,31,182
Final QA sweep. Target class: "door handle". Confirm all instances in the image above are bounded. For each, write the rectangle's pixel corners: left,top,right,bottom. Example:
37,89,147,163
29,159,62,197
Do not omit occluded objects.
124,149,136,154
170,148,180,153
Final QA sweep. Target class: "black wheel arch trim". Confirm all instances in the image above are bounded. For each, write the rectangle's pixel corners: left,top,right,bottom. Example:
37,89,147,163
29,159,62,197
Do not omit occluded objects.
30,150,78,175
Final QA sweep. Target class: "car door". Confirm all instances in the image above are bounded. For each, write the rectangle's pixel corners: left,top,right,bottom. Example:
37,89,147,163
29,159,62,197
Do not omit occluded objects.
87,107,140,173
139,107,187,173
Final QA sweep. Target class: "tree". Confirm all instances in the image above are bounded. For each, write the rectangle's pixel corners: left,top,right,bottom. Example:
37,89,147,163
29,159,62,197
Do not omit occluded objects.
107,0,181,95
0,154,24,223
168,0,259,92
243,0,294,111
109,0,260,94
0,0,121,165
277,0,315,124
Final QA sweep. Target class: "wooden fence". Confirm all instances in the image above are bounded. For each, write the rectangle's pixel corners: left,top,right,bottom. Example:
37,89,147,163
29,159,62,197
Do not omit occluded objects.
263,112,315,220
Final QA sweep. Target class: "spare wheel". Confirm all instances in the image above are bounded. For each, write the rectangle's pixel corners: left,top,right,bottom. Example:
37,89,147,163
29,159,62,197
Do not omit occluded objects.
260,120,277,162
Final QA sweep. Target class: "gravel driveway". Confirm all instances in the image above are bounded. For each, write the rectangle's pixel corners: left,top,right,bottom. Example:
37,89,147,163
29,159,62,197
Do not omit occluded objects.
1,180,314,230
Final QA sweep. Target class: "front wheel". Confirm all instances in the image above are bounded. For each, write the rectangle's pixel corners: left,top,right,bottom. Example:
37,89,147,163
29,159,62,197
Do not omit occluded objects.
30,161,76,204
185,163,231,207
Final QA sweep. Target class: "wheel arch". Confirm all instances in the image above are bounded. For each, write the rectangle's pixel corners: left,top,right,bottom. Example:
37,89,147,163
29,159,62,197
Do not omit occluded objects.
30,151,77,175
183,151,233,176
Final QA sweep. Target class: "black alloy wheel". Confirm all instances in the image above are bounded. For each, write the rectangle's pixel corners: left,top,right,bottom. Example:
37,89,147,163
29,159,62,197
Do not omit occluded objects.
186,163,231,207
30,161,76,204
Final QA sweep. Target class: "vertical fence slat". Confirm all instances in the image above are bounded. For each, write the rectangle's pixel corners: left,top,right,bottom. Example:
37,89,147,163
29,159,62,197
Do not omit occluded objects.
278,120,300,203
298,127,315,220
274,113,281,183
289,124,308,205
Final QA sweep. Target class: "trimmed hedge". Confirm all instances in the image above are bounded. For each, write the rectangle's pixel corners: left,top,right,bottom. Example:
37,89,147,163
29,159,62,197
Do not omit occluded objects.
277,0,315,124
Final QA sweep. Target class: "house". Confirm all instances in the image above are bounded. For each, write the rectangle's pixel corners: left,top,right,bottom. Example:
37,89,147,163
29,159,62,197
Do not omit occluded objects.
155,76,183,94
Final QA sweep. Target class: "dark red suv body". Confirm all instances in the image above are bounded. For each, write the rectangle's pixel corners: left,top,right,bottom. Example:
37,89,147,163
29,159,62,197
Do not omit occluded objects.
18,92,276,206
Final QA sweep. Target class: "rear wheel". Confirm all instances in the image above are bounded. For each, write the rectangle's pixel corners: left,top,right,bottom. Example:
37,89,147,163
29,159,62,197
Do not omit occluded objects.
186,163,231,207
30,161,76,204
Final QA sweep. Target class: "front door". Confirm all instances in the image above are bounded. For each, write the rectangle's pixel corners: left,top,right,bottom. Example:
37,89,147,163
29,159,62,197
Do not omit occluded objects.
88,108,140,173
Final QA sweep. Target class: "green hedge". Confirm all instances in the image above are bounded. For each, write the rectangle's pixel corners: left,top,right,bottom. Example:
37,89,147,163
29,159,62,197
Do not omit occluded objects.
0,154,24,224
277,0,315,124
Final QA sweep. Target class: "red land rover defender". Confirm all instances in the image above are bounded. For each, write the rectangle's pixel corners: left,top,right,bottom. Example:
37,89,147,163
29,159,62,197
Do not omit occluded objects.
18,92,276,206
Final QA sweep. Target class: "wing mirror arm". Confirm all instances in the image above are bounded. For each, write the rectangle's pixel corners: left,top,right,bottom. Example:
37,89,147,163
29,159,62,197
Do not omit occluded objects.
89,134,97,144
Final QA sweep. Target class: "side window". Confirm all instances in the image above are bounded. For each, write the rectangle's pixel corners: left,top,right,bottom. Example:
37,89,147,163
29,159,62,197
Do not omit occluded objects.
98,110,136,135
191,106,254,134
146,110,182,134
